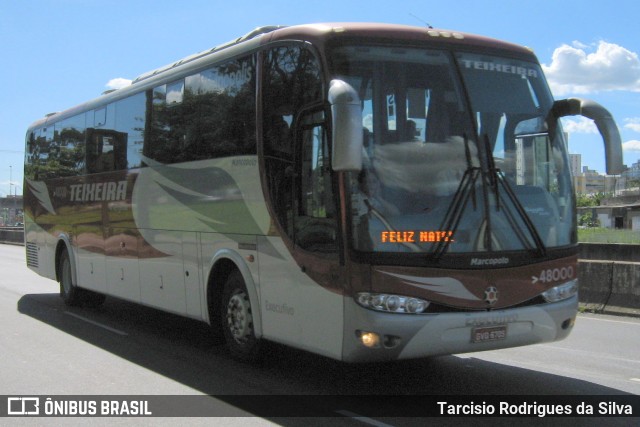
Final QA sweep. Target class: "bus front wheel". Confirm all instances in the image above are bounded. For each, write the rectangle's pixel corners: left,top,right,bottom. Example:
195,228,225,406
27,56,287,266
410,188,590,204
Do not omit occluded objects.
220,271,261,362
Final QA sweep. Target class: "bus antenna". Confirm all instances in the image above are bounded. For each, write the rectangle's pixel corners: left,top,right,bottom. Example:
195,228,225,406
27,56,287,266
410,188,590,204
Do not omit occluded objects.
409,13,433,29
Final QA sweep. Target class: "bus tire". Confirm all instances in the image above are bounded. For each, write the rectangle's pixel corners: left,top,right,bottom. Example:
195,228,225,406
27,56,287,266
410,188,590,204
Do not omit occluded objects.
58,249,81,306
220,270,261,362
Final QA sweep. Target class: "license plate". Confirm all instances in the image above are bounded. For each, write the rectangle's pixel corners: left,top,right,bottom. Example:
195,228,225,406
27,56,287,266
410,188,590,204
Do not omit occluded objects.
471,325,507,343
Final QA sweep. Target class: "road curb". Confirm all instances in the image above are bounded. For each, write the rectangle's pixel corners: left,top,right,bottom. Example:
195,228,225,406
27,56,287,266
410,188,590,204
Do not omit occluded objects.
579,303,640,319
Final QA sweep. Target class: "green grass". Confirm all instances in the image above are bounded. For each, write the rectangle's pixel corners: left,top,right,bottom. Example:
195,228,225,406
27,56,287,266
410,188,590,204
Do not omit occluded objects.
578,227,640,244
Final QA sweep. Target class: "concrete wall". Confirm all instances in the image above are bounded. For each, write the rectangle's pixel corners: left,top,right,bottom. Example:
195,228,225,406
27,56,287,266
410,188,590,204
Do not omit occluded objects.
578,244,640,316
0,228,24,245
579,243,640,262
578,260,640,314
2,229,638,316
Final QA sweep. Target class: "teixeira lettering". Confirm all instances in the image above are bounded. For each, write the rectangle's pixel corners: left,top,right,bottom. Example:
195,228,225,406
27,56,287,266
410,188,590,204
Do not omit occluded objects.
69,181,127,202
460,59,539,78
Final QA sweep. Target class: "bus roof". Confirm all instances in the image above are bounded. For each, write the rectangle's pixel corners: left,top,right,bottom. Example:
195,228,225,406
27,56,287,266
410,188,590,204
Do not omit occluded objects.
131,25,286,85
28,23,534,131
270,22,532,53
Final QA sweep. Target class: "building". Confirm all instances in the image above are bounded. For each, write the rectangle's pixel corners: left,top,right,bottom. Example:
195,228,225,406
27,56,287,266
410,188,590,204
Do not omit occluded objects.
578,202,640,230
0,196,23,226
573,166,617,195
623,159,640,181
569,153,581,178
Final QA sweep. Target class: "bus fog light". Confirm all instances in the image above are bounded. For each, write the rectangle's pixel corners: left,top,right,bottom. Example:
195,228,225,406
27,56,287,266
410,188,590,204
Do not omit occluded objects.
357,330,381,348
562,316,576,330
542,279,578,303
383,335,401,348
356,292,430,314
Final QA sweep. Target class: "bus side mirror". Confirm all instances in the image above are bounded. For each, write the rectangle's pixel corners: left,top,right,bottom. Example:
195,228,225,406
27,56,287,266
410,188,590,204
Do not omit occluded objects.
328,79,363,171
551,98,624,175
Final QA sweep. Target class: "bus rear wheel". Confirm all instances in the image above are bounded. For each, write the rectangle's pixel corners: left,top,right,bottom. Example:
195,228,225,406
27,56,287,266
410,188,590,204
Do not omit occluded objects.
220,271,261,362
58,249,82,306
58,249,106,308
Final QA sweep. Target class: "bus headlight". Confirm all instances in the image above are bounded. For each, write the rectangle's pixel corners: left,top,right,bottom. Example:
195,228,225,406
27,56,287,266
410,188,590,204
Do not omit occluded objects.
542,279,578,303
356,292,430,314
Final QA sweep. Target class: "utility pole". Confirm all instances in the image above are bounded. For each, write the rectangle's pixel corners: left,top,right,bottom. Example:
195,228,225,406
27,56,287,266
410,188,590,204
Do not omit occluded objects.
8,165,15,225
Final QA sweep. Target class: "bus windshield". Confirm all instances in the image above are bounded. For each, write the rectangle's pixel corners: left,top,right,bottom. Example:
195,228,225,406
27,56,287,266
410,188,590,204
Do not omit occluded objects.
331,45,575,255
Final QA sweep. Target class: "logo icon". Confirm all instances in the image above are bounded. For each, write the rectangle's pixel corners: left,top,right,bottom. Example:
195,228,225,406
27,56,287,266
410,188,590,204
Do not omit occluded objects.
484,286,499,306
7,397,40,415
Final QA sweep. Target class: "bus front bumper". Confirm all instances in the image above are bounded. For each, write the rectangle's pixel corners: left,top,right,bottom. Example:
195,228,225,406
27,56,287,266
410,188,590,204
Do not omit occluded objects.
341,295,577,362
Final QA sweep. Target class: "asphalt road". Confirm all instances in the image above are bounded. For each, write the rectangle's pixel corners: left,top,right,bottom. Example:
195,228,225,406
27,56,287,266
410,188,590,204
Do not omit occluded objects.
1,243,638,426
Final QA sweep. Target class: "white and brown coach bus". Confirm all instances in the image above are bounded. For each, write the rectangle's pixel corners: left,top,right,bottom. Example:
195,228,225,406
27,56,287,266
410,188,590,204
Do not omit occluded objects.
24,23,622,362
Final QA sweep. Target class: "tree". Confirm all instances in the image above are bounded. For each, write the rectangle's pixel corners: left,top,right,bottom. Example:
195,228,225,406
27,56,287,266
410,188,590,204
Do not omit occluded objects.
576,192,608,207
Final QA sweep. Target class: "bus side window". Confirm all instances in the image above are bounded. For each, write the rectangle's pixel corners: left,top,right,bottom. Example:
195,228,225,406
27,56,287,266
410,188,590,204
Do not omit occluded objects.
86,129,127,173
115,92,145,169
25,128,48,180
86,104,128,173
54,115,86,177
183,55,257,161
158,80,186,164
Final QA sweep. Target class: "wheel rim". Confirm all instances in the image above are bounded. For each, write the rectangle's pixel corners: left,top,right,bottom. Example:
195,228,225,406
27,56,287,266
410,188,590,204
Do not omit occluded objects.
61,257,72,296
226,289,253,345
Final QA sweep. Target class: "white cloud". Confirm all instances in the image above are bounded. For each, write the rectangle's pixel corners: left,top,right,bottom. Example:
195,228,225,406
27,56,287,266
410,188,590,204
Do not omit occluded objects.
363,113,373,131
622,140,640,152
561,116,598,134
542,41,640,95
105,78,132,90
624,118,640,133
571,40,589,50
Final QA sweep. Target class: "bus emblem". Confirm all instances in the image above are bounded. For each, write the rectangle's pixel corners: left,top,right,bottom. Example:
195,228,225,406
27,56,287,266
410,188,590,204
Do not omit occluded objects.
484,286,499,306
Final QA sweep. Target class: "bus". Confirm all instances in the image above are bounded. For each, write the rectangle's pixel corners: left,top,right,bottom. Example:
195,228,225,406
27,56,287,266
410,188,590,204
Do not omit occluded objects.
24,23,623,362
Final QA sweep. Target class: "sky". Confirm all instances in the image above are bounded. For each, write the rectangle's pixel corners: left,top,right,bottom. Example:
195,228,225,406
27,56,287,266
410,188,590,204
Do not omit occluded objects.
1,0,639,196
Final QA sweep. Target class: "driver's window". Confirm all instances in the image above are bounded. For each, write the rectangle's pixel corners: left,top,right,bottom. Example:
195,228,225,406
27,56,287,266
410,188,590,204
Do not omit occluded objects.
295,111,338,253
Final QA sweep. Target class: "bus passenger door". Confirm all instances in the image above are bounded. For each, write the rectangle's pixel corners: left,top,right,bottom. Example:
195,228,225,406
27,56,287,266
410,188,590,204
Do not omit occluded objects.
259,109,345,359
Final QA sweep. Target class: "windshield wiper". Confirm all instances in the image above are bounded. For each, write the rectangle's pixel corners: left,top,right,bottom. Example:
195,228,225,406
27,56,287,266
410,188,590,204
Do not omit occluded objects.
432,133,480,259
482,133,547,257
433,133,547,259
494,172,547,257
483,133,500,210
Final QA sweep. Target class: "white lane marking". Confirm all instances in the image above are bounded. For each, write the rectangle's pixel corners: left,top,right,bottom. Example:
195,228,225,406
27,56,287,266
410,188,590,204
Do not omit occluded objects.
534,345,640,365
336,410,395,427
64,311,128,336
578,315,640,326
630,378,640,383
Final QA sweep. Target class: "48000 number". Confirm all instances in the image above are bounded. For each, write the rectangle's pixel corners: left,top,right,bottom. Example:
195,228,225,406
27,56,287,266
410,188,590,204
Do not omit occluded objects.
532,266,574,284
